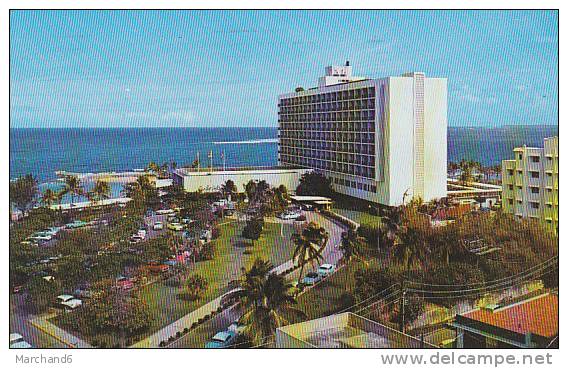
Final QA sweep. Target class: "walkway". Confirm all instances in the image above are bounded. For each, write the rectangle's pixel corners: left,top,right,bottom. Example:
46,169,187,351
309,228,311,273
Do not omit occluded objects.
28,313,93,348
133,211,347,348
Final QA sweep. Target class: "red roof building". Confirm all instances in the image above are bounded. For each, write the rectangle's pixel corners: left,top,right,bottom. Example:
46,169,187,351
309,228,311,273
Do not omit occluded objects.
452,293,558,348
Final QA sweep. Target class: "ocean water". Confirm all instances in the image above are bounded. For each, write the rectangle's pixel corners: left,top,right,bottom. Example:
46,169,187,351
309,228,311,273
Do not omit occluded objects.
10,126,558,201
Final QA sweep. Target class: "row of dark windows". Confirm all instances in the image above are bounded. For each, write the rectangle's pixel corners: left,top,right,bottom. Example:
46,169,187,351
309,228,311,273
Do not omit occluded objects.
279,131,375,144
279,146,375,166
333,177,377,193
280,155,375,178
279,99,376,114
279,141,376,155
278,110,375,123
279,87,376,106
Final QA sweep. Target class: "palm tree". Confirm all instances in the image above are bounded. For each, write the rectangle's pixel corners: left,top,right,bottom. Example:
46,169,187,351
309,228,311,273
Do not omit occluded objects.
40,189,59,208
291,222,328,284
338,229,366,265
393,226,428,274
380,205,403,249
146,161,160,174
59,175,84,207
237,261,306,346
220,179,237,199
90,180,111,206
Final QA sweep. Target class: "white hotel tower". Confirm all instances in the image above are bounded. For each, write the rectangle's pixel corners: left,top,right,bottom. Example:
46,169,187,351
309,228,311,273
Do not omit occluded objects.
278,62,447,206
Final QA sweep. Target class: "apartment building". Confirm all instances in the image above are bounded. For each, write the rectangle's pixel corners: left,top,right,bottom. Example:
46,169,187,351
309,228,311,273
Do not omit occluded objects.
502,136,558,232
278,62,447,206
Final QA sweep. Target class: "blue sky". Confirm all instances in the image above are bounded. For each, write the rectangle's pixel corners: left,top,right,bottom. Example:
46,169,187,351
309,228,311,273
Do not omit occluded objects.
10,10,558,128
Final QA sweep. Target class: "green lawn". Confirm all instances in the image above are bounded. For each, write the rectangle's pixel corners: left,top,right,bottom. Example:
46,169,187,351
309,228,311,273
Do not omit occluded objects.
138,220,300,330
331,194,381,228
295,261,361,320
54,219,301,346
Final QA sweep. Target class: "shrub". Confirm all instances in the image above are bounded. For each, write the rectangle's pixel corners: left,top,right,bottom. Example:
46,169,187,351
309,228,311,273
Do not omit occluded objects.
191,322,198,329
338,291,355,310
176,331,181,338
159,341,166,347
203,314,210,321
181,274,209,300
211,226,220,239
183,327,189,334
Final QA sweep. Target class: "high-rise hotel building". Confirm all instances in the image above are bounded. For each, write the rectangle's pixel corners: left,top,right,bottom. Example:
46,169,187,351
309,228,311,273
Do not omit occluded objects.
502,137,559,232
278,63,448,206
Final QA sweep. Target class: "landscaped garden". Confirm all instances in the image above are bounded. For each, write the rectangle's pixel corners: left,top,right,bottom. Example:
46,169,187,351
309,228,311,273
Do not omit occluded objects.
53,219,301,347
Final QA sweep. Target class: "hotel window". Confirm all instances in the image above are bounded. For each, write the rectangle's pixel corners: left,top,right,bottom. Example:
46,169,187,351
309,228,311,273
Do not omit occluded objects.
508,199,513,205
507,169,514,176
530,171,540,179
531,187,539,194
518,153,523,160
530,156,540,163
508,184,514,190
530,202,539,209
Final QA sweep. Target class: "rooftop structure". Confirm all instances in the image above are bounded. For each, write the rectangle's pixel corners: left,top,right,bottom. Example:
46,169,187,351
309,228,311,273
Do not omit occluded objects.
275,312,435,348
452,293,558,348
278,64,447,206
171,166,310,193
502,136,558,232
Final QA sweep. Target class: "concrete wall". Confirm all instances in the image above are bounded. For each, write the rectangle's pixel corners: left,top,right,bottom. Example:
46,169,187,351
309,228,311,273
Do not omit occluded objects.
423,78,448,201
173,168,311,193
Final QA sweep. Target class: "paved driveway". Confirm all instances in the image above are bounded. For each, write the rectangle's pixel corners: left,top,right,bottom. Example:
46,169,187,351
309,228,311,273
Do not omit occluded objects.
166,211,347,348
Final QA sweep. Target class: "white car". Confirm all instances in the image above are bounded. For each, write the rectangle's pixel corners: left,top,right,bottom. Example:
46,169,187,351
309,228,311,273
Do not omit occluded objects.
156,209,175,215
61,298,82,311
227,320,246,334
317,264,336,277
278,211,301,220
137,229,147,238
57,294,75,304
153,221,164,230
10,333,32,348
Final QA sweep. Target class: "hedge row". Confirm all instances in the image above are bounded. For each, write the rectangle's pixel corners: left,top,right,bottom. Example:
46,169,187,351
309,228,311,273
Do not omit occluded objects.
158,304,229,347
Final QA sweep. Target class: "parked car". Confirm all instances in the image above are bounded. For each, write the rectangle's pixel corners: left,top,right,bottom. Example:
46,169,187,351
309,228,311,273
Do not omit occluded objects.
12,285,24,294
40,227,60,237
278,211,302,220
156,208,175,215
56,294,75,304
61,298,83,311
153,221,164,230
129,235,144,244
73,289,93,299
295,214,307,222
147,262,169,274
29,233,52,242
9,333,32,348
116,276,134,291
317,263,336,277
181,217,194,224
137,229,147,239
227,320,246,335
302,272,322,286
66,220,88,229
167,222,184,231
205,331,237,348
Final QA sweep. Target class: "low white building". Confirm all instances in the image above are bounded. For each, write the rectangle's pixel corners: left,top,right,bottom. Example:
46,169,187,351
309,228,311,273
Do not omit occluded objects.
171,166,311,193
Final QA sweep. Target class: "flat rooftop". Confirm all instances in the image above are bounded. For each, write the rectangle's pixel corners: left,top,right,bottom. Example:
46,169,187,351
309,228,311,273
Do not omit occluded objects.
276,312,434,348
174,166,308,177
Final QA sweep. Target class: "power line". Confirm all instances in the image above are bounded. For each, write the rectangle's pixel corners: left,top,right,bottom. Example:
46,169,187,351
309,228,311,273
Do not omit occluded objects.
406,263,557,296
405,256,557,288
